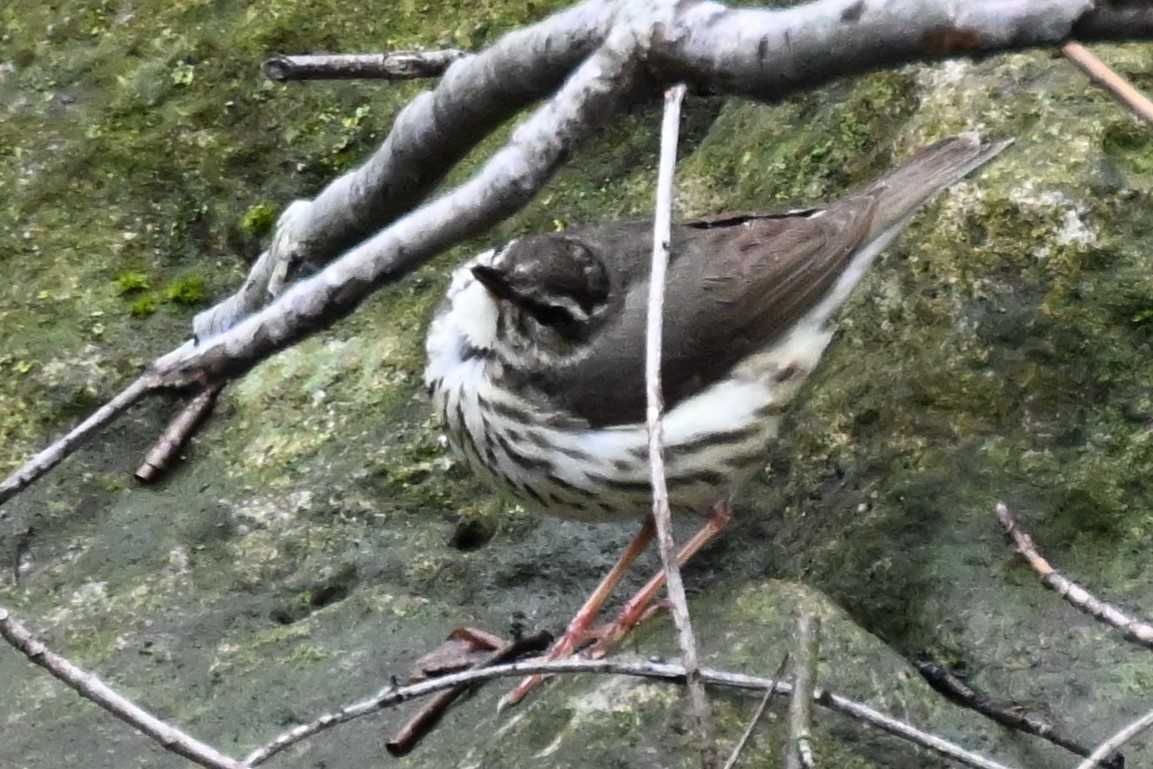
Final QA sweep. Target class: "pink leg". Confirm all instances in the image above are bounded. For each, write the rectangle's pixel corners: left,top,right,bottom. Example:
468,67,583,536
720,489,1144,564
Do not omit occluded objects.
499,500,733,709
499,517,656,710
587,499,732,656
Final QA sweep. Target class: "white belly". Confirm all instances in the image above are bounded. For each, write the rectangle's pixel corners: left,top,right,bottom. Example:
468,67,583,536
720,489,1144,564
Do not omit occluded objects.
424,279,836,523
423,212,911,521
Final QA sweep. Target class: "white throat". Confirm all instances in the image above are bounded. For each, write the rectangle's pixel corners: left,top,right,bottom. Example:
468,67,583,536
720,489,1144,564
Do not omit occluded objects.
424,251,501,392
453,278,500,351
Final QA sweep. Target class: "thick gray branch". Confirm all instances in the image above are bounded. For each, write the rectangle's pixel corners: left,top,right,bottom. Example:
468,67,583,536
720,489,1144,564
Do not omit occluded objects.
190,0,1150,367
196,0,1143,340
192,0,616,339
157,18,646,385
655,0,1096,101
174,0,1138,385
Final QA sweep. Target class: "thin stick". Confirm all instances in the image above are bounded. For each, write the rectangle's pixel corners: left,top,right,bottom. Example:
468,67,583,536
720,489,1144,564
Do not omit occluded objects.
263,50,469,82
384,630,552,757
0,607,243,769
1062,43,1153,126
914,653,1108,765
722,654,789,769
0,375,155,506
996,502,1153,648
0,602,1011,769
135,382,226,483
814,687,1015,769
250,656,1017,769
645,81,717,769
1073,706,1153,769
786,615,821,769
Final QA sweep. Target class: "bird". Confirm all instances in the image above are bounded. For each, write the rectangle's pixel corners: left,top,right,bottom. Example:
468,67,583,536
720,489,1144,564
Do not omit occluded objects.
423,133,1011,706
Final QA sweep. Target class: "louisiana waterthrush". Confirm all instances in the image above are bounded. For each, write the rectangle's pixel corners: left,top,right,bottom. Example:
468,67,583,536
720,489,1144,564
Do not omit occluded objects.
423,133,1010,702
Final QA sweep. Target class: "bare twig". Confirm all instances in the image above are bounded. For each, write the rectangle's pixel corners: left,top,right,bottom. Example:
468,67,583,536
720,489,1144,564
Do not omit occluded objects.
914,653,1113,767
0,607,243,769
194,0,611,341
384,630,552,757
1,599,1015,769
1073,706,1153,769
202,0,1138,339
0,376,154,506
813,686,1016,769
1062,42,1153,126
253,656,1018,769
135,382,225,484
152,9,654,388
263,50,469,82
645,81,717,769
996,502,1153,649
787,615,821,769
722,654,789,769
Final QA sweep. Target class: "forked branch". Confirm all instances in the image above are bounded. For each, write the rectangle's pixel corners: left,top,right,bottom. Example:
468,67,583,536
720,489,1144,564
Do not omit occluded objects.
0,603,1016,769
4,0,1153,507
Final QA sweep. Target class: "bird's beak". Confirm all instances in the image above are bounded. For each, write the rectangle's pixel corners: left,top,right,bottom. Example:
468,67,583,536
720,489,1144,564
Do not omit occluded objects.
471,264,517,303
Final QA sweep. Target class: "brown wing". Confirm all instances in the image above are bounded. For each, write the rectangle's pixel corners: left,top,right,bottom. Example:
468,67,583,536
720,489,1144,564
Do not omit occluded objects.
504,134,1011,426
512,198,877,426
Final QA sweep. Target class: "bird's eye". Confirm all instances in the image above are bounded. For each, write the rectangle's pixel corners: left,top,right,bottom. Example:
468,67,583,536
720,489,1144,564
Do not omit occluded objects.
523,299,576,329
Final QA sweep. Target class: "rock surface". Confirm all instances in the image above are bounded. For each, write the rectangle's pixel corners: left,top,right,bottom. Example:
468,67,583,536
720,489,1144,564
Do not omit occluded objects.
3,4,1153,768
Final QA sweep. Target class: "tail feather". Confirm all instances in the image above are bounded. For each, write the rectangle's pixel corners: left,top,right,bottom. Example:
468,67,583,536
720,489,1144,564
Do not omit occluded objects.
864,133,1013,240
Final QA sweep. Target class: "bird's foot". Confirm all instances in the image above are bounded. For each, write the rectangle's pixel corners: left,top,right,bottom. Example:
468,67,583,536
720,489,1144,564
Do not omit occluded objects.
498,596,671,709
584,599,671,658
499,501,732,710
498,595,612,710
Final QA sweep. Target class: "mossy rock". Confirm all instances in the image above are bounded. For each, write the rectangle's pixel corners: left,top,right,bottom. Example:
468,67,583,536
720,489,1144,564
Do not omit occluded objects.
3,4,1153,768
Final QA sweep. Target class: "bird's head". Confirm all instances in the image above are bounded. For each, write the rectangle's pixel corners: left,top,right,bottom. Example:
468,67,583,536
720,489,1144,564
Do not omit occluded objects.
470,234,611,350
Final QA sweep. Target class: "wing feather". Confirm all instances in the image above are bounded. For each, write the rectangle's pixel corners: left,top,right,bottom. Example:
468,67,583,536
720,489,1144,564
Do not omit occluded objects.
512,198,877,426
501,134,1012,427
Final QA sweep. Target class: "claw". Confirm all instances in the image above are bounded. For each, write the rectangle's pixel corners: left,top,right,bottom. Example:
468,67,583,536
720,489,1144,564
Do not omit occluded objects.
499,673,546,711
497,502,731,709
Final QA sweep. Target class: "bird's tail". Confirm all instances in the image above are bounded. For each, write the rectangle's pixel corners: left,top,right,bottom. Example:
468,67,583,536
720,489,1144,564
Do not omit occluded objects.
863,133,1012,240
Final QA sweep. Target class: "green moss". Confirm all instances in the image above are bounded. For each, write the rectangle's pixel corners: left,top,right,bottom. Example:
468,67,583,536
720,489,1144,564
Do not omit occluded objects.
682,70,919,209
163,274,208,306
114,271,151,295
128,294,159,317
1102,119,1153,174
241,202,279,239
102,475,126,493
